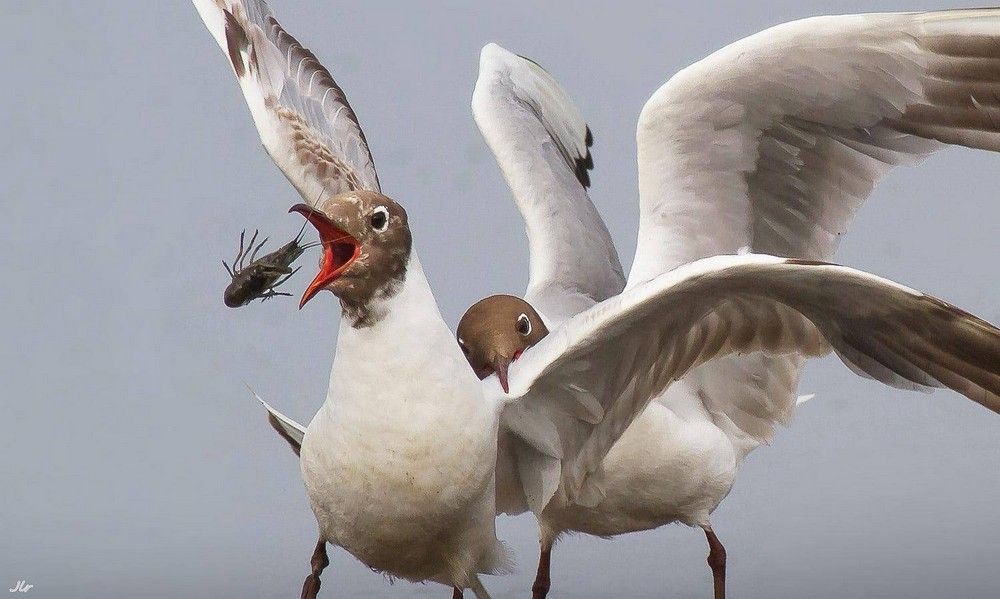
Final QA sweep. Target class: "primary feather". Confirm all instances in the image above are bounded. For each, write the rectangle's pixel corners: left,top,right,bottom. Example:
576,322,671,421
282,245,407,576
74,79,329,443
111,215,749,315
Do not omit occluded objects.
192,0,379,205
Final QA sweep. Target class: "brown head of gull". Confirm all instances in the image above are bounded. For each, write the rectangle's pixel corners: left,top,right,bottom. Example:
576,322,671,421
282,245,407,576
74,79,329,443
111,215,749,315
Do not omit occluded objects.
457,295,549,392
291,190,412,327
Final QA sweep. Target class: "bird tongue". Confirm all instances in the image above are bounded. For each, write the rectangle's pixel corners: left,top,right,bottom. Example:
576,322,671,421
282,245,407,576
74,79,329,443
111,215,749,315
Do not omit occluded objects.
289,204,360,308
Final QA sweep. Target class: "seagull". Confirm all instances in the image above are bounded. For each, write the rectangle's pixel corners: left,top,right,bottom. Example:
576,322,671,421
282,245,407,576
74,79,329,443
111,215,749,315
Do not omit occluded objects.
296,188,1000,599
464,10,1000,598
191,3,1000,598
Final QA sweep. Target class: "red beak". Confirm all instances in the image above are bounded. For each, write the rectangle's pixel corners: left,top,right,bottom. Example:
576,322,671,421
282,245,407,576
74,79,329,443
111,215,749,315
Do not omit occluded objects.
289,204,360,309
493,357,511,394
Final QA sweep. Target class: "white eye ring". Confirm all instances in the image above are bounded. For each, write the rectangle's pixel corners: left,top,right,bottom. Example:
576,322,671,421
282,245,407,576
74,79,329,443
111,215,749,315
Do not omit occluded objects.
516,313,531,336
370,206,390,232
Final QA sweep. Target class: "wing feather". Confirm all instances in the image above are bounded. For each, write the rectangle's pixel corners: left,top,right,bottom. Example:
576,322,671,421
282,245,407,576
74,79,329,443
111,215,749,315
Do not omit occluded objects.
246,387,306,456
494,255,1000,512
473,44,624,323
635,8,1000,274
192,0,379,204
630,9,1000,451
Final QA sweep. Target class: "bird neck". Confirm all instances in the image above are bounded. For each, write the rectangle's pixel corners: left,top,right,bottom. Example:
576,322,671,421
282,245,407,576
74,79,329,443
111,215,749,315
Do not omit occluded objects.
326,250,481,408
352,252,447,337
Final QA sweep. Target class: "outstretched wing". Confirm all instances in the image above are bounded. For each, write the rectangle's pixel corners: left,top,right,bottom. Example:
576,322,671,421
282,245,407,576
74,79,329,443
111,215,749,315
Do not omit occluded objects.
633,9,1000,281
474,44,624,323
492,255,999,513
193,0,379,204
630,9,1000,450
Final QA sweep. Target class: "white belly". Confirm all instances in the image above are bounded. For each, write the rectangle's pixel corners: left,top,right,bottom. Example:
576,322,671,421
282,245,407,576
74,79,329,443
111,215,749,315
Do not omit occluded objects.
300,400,503,583
545,402,738,536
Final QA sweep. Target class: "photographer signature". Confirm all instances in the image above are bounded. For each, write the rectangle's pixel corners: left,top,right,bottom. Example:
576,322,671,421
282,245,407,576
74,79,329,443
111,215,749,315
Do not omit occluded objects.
8,581,32,593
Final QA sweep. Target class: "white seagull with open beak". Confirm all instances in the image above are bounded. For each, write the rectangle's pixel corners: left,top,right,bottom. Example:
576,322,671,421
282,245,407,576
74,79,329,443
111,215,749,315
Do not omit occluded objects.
192,2,1000,598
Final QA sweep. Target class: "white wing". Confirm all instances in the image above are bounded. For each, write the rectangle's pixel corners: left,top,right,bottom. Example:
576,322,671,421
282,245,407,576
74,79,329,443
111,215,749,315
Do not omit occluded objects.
192,0,379,204
247,386,306,456
633,9,1000,280
630,9,1000,450
473,44,625,323
492,255,1000,513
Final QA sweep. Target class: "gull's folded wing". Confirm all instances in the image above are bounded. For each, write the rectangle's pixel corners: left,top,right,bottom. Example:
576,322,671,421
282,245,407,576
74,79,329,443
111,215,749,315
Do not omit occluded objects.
473,44,624,323
493,255,1000,513
192,0,379,204
247,386,306,456
630,9,1000,449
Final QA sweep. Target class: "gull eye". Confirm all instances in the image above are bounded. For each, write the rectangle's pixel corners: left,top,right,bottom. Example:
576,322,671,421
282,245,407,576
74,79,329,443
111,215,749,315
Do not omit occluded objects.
370,206,389,232
516,313,531,336
458,338,470,355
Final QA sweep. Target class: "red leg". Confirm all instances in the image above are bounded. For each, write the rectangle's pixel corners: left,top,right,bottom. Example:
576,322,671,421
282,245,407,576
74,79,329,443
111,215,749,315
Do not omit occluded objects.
301,538,329,599
531,541,553,599
452,588,463,598
704,527,727,599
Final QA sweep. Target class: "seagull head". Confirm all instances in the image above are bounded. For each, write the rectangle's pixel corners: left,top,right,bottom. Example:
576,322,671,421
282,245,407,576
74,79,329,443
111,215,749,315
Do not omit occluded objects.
290,190,412,313
456,294,549,393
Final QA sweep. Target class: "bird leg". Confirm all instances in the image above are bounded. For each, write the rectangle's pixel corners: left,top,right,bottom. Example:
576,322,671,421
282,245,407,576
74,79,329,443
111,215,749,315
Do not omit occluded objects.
704,527,727,599
451,588,463,598
300,538,329,599
531,540,553,599
468,575,492,599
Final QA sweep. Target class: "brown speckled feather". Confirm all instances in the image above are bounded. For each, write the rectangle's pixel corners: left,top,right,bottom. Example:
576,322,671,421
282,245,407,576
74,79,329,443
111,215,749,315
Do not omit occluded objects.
194,0,380,207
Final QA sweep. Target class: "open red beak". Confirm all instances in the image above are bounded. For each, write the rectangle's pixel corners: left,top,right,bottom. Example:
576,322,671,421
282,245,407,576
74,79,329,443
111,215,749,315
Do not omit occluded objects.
289,204,360,309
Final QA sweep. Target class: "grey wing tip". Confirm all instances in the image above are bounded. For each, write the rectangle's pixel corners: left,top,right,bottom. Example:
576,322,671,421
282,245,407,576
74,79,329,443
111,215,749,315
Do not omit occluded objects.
510,52,595,189
516,52,546,71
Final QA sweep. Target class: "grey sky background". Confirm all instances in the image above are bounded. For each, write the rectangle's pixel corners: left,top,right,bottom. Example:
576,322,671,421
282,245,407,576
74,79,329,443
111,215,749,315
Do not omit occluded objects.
2,1,999,597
